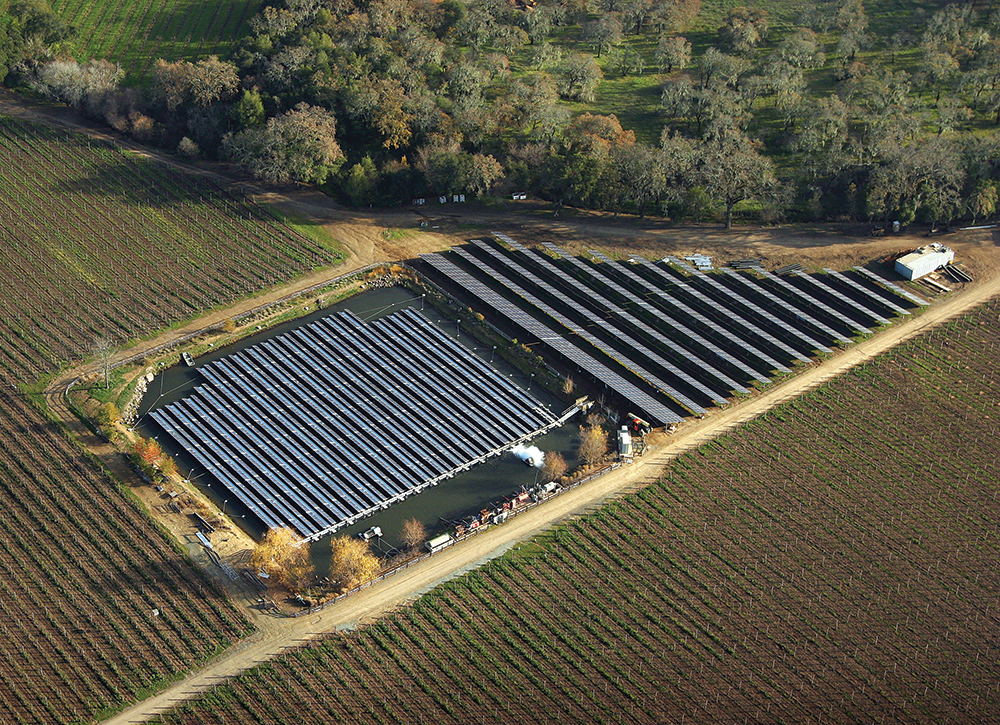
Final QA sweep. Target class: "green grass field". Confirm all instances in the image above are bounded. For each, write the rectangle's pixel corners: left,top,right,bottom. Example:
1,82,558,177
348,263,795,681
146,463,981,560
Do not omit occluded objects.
47,0,263,74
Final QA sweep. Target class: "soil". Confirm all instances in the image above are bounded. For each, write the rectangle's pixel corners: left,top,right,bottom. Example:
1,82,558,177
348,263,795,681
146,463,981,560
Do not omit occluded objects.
7,90,1000,723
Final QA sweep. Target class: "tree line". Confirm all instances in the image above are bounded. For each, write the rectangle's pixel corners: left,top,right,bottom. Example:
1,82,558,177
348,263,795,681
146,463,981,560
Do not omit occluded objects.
6,0,1000,227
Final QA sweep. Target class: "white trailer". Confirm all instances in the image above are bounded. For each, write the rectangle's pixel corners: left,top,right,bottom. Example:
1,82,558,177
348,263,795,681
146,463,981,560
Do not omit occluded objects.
895,244,955,280
426,533,454,553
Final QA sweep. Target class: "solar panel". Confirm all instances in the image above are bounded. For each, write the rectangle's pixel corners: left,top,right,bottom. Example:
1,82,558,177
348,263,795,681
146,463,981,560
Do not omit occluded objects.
756,268,870,335
293,320,474,463
637,256,809,365
581,248,773,384
489,238,740,403
151,308,563,540
664,256,831,354
822,268,910,316
453,244,707,415
721,269,851,345
421,253,683,425
471,240,734,406
793,271,890,325
852,266,929,306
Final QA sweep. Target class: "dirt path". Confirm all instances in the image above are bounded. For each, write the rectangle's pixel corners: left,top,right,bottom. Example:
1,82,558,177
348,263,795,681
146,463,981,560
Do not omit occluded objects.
100,265,1000,725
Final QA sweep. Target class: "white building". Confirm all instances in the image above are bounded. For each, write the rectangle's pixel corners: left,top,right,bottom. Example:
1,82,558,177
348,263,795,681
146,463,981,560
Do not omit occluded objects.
895,244,955,280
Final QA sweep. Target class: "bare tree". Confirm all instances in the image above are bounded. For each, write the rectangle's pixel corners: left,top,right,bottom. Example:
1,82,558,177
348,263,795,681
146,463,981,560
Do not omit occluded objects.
540,451,568,482
400,518,427,551
91,335,115,389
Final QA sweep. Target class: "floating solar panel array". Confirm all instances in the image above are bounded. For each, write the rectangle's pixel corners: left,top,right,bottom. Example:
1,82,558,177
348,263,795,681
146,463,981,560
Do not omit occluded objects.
150,308,563,541
419,235,922,428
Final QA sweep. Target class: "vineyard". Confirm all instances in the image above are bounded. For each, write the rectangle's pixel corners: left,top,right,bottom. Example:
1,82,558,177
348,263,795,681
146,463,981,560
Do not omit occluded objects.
47,0,263,71
0,387,253,723
0,113,355,723
0,115,338,382
153,296,1000,724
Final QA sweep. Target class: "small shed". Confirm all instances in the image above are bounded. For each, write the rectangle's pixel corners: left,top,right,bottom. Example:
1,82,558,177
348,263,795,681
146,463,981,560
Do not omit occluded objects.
895,244,955,280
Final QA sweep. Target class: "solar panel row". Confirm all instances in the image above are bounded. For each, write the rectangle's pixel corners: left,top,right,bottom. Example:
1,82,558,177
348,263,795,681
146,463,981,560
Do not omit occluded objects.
583,249,773,384
821,268,910,317
466,240,726,409
721,269,853,344
853,266,930,306
420,253,683,425
151,309,558,539
757,268,871,335
636,257,809,365
663,256,832,354
451,246,706,414
488,238,740,402
792,272,890,325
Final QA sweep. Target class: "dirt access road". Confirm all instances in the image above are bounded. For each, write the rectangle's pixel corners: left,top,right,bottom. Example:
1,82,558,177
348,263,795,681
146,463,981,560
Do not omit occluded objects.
103,263,1000,725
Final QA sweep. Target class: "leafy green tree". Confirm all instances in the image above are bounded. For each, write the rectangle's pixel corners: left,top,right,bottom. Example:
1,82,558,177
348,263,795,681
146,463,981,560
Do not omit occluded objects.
585,15,623,58
865,139,964,228
775,28,823,69
718,6,768,54
224,103,344,184
96,401,120,427
559,52,603,102
344,155,379,204
469,153,504,196
232,89,265,129
518,74,569,141
834,0,868,67
522,6,552,45
920,46,959,104
968,179,997,224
